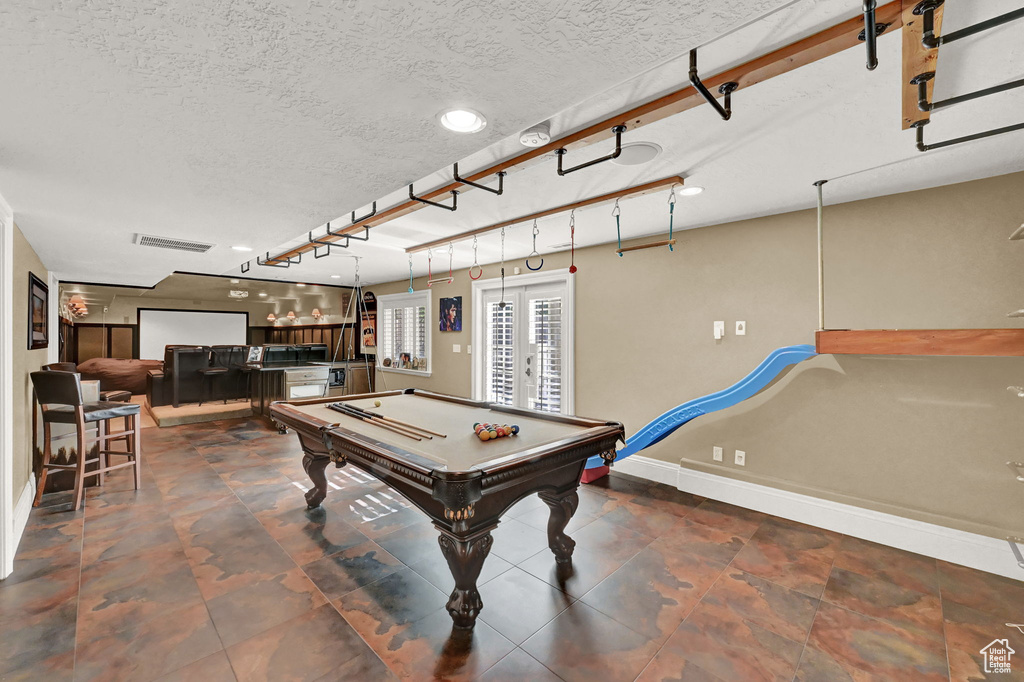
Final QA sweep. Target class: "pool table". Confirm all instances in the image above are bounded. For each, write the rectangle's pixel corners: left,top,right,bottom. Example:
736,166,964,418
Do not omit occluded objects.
270,389,623,628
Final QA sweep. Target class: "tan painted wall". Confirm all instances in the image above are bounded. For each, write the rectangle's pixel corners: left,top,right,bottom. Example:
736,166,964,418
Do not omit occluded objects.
11,223,49,502
371,171,1024,539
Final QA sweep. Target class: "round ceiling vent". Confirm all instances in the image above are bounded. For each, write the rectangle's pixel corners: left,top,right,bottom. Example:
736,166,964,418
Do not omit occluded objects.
611,142,662,166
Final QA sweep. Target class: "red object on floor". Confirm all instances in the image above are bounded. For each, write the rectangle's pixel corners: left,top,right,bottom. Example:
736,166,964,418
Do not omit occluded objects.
580,465,609,484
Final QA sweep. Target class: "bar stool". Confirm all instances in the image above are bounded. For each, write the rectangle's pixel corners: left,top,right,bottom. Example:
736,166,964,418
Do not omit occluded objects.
31,370,142,510
197,347,229,406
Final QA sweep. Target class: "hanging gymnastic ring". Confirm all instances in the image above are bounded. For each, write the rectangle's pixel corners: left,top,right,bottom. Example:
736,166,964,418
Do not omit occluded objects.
469,264,484,280
526,254,544,271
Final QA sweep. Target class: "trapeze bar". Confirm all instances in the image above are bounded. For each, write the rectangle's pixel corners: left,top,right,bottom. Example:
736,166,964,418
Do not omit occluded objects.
689,50,738,121
1007,461,1024,482
453,163,505,195
616,239,676,254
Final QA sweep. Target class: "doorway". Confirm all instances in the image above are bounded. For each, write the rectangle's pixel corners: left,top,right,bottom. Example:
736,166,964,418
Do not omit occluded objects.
471,270,574,415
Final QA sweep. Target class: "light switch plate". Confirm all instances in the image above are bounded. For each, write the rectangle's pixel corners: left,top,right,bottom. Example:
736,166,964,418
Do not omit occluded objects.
467,345,472,354
714,321,725,340
452,344,461,353
713,446,723,462
736,321,746,335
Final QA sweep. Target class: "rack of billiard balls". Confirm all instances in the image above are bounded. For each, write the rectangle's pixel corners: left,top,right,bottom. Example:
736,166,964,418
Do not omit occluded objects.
474,422,520,441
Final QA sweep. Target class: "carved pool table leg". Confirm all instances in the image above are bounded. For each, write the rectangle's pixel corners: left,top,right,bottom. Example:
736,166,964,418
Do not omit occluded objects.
437,527,494,629
301,452,331,509
539,488,579,564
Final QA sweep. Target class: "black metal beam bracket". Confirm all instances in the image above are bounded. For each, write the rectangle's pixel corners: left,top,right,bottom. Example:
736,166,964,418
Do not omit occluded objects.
914,71,1024,112
351,202,377,225
326,223,370,243
409,184,458,211
453,163,506,195
555,125,627,176
257,251,301,268
916,0,1024,50
240,261,250,274
689,50,739,121
309,224,348,258
911,118,1024,152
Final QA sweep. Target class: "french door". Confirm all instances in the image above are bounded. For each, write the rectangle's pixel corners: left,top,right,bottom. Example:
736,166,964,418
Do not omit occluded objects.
473,271,574,415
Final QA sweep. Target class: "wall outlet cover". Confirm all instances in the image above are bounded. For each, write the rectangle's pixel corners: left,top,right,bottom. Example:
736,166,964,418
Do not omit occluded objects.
735,450,746,466
736,321,746,335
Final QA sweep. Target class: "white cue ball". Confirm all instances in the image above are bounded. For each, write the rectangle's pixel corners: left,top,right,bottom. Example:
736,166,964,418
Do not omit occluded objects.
373,400,382,407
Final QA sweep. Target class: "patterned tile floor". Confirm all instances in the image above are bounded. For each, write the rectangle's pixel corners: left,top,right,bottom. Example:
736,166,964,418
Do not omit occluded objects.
2,417,1023,681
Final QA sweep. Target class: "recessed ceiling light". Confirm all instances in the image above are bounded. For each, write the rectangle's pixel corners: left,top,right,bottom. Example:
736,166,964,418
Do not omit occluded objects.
231,245,253,252
230,279,239,283
296,283,306,287
611,142,662,166
331,275,341,279
258,292,267,297
438,109,487,134
679,186,704,196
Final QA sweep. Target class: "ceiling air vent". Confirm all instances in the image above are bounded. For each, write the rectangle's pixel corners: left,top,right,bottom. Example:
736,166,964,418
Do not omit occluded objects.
133,233,214,253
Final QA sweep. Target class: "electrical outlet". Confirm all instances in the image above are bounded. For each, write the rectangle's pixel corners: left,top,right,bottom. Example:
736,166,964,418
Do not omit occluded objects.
734,450,746,466
713,446,723,462
736,321,746,335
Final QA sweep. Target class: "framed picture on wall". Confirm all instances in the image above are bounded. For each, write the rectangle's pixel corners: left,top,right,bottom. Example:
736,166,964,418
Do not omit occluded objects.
28,272,48,350
439,296,462,332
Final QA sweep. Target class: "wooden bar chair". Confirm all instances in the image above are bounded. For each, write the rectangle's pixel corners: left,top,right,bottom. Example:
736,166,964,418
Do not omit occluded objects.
30,370,142,510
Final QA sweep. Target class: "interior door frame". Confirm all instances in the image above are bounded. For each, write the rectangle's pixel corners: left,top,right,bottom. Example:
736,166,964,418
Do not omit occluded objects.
471,268,575,415
0,192,14,578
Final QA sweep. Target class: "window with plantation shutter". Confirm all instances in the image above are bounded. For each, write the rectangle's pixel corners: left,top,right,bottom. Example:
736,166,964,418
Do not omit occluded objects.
377,291,431,376
529,296,563,413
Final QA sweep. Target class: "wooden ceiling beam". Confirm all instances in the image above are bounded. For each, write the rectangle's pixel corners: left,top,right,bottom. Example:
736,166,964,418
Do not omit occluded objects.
263,1,904,265
406,176,684,254
901,0,944,130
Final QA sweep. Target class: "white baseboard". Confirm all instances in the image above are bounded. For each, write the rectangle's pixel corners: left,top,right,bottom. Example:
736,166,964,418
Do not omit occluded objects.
612,454,678,487
3,476,35,578
609,456,1022,581
677,466,1023,581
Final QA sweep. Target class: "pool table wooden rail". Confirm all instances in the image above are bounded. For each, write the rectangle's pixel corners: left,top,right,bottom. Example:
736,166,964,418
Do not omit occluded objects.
269,388,624,628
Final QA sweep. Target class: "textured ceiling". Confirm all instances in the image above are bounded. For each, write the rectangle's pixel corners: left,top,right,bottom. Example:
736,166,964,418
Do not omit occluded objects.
0,0,784,285
3,0,1022,289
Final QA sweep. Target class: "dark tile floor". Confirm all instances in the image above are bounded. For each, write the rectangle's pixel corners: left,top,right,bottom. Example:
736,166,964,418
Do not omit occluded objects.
2,417,1023,681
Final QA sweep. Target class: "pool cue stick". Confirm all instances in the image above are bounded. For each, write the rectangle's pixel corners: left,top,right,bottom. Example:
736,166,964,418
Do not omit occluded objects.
328,404,423,441
334,404,430,441
344,404,447,438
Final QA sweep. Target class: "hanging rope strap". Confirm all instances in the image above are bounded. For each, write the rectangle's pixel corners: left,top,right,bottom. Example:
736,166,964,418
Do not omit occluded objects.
498,227,507,308
407,254,414,293
526,219,544,271
446,242,454,284
612,199,622,257
668,187,676,252
469,236,483,280
569,210,577,274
